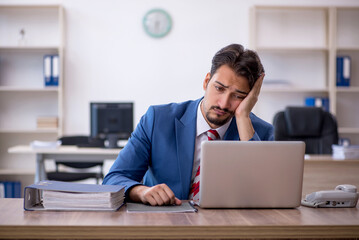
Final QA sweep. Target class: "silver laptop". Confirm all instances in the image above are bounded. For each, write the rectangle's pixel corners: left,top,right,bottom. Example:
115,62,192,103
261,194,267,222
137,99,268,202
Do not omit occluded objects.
199,141,305,208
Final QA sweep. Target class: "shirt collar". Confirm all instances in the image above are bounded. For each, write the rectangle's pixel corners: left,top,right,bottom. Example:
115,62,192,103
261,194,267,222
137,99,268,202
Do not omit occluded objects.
196,100,232,139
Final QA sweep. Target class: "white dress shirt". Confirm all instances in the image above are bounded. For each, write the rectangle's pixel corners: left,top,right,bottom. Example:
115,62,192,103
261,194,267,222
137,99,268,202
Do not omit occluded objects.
190,100,232,185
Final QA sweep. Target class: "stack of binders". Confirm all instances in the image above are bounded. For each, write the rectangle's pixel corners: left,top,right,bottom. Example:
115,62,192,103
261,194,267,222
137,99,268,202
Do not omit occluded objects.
0,181,21,198
305,97,329,112
43,55,59,87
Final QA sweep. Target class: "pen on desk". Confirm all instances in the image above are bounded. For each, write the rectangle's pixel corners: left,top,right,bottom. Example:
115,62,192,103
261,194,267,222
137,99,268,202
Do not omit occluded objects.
188,200,198,212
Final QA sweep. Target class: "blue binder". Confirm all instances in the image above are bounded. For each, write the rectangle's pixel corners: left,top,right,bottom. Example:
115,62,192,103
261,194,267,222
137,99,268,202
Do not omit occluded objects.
13,182,21,198
51,55,59,86
43,55,52,86
305,97,329,112
336,56,351,86
3,182,13,198
43,54,60,86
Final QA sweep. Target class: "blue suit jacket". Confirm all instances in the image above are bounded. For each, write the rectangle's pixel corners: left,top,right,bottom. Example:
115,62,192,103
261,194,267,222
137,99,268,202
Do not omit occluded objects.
102,98,274,200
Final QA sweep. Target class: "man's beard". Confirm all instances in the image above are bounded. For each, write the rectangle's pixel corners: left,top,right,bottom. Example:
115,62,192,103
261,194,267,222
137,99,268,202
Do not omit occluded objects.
205,106,234,127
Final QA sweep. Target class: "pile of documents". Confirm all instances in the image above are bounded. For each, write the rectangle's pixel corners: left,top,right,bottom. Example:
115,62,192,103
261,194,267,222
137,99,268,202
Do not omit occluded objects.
332,144,359,160
24,181,125,211
30,140,61,149
37,116,58,129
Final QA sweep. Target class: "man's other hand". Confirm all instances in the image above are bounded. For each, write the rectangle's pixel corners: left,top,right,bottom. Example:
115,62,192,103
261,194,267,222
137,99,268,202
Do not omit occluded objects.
129,184,182,206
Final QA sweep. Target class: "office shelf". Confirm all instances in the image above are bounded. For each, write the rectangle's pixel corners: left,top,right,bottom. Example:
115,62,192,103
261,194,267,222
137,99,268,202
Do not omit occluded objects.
0,169,35,175
256,46,329,52
0,129,58,134
339,128,359,134
0,5,64,184
0,46,60,52
261,87,329,93
337,47,359,51
0,86,59,92
251,6,359,144
336,87,359,93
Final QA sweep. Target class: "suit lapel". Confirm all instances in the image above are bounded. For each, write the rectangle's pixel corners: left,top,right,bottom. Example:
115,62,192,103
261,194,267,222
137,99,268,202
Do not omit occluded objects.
174,99,200,199
224,118,239,140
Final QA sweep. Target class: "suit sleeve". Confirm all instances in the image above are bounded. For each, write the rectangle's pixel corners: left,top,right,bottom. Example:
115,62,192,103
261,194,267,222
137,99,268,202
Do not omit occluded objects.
102,106,155,195
249,130,274,141
249,113,274,141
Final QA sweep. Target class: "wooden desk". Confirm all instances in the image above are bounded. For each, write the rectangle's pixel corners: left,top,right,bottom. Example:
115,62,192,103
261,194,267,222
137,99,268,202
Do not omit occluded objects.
0,199,358,239
8,145,120,183
2,153,359,239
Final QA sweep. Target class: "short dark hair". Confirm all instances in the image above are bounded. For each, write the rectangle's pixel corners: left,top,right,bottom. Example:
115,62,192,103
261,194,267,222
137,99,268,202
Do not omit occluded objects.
210,44,264,89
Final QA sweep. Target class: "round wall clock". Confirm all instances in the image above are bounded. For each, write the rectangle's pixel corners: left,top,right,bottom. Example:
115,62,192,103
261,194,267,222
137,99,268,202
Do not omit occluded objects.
143,8,172,38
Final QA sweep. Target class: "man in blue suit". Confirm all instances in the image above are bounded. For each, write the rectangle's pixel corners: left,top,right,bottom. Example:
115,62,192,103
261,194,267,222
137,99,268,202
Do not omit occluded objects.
103,44,274,206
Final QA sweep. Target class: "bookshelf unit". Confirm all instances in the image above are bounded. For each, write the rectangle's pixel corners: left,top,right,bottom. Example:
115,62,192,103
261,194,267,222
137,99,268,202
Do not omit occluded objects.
250,6,359,145
0,5,64,182
335,7,359,144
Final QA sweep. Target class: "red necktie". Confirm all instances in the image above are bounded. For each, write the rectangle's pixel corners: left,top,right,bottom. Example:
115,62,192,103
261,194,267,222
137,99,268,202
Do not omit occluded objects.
189,129,220,202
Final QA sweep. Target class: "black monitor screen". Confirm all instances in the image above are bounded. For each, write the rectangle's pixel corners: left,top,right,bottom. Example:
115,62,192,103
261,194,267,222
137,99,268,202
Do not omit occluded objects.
90,102,133,144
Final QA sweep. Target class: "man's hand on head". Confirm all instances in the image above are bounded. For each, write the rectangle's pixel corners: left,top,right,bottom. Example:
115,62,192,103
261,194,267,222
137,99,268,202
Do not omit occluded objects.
235,73,265,118
235,73,265,141
129,184,182,206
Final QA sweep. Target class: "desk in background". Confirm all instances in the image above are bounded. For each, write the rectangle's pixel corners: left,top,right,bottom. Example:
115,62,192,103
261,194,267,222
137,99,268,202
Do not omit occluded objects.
8,146,359,196
0,198,358,239
8,145,120,183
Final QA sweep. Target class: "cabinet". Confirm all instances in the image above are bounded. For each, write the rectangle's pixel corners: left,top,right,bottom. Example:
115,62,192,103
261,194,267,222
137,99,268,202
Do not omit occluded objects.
335,7,359,144
0,5,64,179
250,6,359,144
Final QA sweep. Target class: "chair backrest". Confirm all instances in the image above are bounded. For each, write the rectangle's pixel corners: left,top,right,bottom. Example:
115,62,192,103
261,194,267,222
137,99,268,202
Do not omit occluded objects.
273,107,338,154
57,136,103,168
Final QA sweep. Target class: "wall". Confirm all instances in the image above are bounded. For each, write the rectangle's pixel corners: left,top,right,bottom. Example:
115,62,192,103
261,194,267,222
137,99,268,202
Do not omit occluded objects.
1,0,359,136
62,0,251,134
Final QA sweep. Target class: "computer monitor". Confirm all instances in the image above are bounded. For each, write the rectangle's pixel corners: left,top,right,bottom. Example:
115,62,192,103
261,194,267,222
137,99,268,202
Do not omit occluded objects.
90,102,134,148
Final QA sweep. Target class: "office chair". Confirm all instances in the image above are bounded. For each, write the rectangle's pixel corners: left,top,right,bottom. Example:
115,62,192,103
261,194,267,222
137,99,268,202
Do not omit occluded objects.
273,106,339,154
46,136,104,184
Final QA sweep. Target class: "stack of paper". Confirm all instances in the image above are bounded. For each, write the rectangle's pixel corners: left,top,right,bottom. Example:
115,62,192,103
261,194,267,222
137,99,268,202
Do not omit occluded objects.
30,140,61,149
24,181,125,211
43,190,124,211
332,144,359,160
37,116,58,129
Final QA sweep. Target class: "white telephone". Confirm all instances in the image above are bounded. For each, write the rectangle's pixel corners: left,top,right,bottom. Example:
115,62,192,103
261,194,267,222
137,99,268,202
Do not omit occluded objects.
301,184,359,208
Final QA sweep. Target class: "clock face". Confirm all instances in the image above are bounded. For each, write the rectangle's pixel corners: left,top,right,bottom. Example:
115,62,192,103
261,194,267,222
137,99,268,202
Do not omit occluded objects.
143,9,172,38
